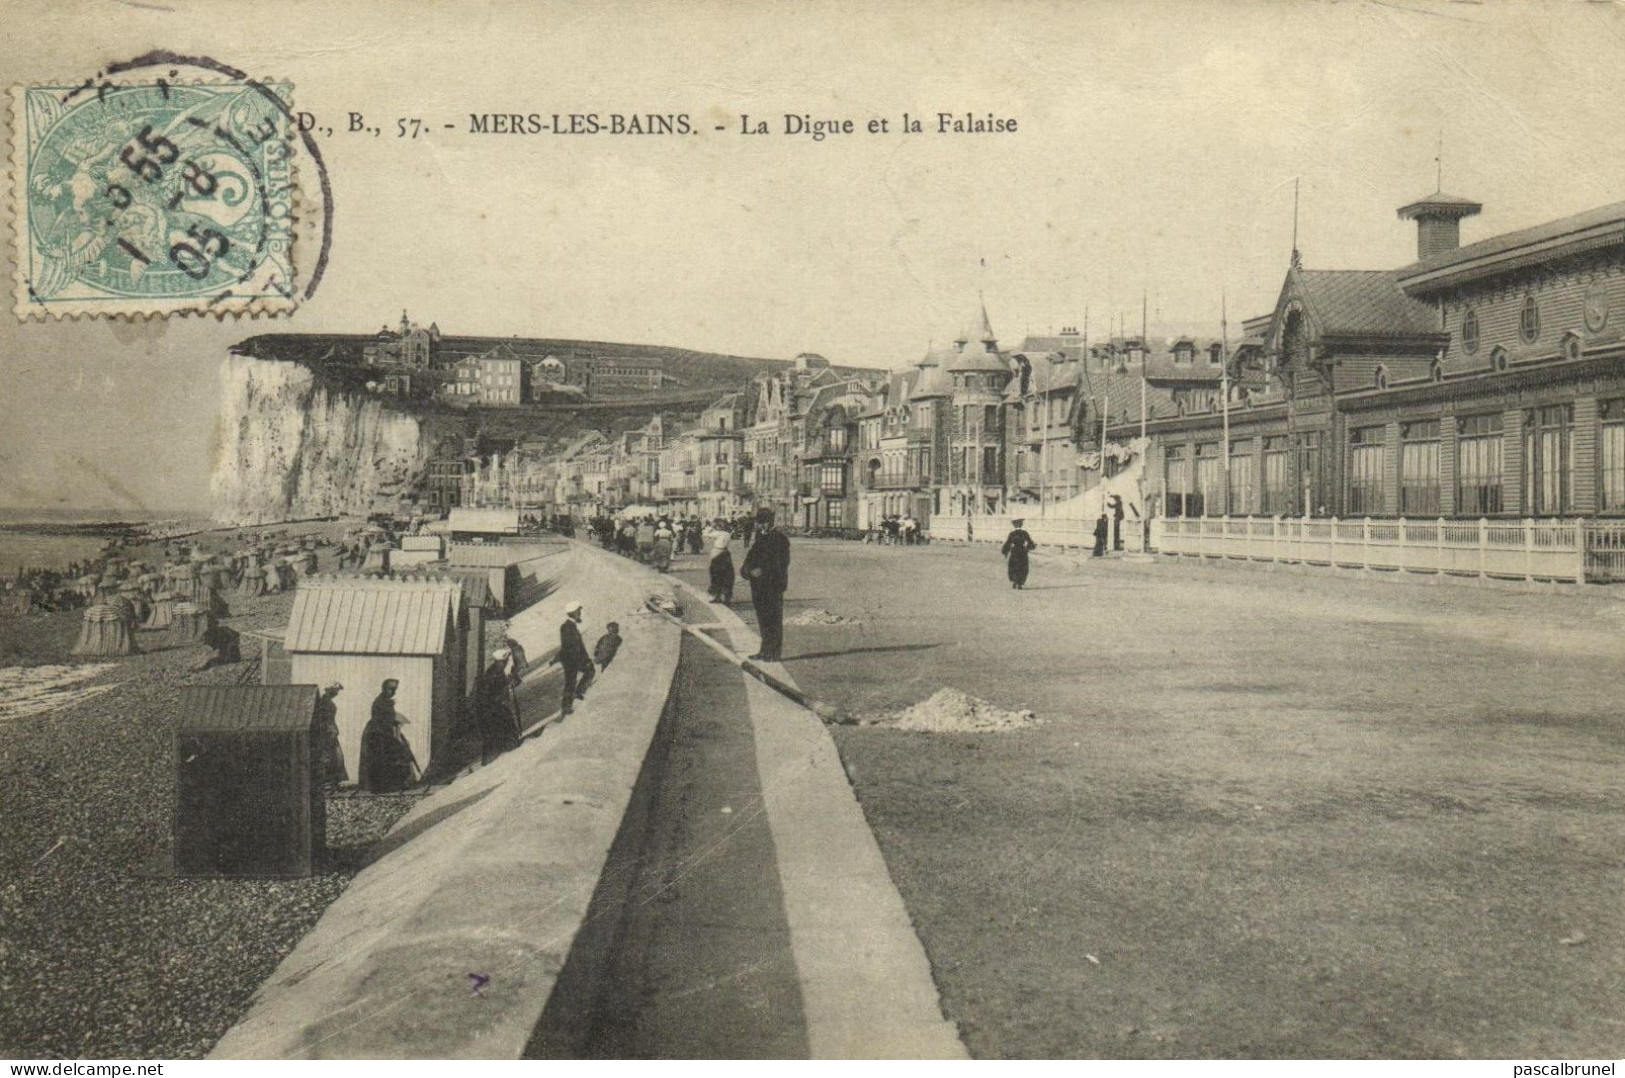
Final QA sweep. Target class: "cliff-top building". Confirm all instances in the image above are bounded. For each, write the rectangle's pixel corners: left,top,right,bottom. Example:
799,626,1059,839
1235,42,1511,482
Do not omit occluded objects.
364,310,441,369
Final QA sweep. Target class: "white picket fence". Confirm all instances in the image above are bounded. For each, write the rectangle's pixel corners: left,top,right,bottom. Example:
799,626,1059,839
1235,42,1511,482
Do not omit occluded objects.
1151,516,1588,583
930,513,1146,553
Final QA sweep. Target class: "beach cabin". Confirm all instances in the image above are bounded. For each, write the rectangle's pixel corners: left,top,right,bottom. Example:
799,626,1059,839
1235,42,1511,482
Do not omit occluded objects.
392,534,446,568
284,577,469,780
174,684,322,878
446,507,521,543
447,544,523,613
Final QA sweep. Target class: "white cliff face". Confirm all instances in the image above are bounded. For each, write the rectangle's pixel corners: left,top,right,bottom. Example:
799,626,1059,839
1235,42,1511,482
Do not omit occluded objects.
210,357,428,525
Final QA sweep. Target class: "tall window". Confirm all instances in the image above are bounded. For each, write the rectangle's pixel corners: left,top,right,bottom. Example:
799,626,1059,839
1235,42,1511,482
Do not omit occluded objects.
1301,432,1322,515
1400,420,1441,516
982,446,999,482
826,427,847,453
1455,414,1504,516
1262,436,1292,515
1524,404,1572,515
1601,400,1625,512
1166,446,1191,517
1195,443,1222,517
820,463,846,496
1228,440,1255,516
1347,426,1386,516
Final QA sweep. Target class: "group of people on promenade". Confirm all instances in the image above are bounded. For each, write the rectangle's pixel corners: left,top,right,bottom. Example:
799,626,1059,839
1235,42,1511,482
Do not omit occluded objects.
863,514,924,546
585,506,792,663
587,513,714,572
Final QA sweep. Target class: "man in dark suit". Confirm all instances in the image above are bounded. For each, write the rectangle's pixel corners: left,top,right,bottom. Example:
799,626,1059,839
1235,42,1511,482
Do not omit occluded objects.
558,600,594,717
739,508,790,662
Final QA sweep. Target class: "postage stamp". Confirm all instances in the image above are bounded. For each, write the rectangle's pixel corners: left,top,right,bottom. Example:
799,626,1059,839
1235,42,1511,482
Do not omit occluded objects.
11,77,299,319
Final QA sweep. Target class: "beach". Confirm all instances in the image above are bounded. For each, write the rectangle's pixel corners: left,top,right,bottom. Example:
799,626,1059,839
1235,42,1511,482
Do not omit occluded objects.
0,518,439,1057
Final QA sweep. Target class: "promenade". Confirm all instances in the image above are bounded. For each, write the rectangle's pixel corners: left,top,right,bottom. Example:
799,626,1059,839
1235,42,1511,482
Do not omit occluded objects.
672,538,1625,1059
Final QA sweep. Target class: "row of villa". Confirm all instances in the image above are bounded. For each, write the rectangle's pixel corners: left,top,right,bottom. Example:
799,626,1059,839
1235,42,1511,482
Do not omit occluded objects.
449,185,1625,533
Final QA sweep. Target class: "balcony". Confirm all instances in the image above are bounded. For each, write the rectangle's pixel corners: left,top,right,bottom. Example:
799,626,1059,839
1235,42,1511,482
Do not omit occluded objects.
867,471,921,491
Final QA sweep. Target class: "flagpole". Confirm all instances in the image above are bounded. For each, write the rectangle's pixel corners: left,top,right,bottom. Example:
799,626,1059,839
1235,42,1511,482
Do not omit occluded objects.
1221,291,1231,517
1079,306,1089,505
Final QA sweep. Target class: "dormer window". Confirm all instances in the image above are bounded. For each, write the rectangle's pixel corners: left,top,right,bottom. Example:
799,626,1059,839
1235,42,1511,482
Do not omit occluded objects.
1173,343,1194,366
1209,343,1223,366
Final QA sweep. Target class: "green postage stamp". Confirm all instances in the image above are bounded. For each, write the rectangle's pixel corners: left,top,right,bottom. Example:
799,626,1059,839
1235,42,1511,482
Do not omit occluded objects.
11,78,299,319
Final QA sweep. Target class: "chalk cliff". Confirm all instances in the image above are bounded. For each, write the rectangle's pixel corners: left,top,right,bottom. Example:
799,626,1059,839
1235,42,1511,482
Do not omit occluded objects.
210,356,428,525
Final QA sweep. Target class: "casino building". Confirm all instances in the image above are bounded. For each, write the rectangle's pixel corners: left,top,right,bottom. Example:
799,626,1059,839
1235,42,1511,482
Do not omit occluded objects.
1133,191,1625,520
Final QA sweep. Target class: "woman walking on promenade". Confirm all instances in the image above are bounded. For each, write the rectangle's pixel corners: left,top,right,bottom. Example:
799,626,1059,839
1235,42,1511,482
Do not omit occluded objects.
1001,518,1036,589
652,520,675,572
708,526,735,603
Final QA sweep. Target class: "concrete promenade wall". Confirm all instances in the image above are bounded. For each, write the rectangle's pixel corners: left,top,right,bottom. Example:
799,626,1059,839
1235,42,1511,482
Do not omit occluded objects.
211,546,678,1059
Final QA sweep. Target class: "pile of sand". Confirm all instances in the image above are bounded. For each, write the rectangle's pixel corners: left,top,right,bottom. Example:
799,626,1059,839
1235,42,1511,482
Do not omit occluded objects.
885,687,1039,733
786,608,860,626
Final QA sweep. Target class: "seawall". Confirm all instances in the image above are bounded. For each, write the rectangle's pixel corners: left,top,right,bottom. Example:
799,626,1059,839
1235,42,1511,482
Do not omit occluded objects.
210,548,678,1059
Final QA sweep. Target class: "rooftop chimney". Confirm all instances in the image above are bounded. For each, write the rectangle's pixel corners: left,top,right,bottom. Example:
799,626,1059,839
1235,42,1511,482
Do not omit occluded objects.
1398,193,1482,262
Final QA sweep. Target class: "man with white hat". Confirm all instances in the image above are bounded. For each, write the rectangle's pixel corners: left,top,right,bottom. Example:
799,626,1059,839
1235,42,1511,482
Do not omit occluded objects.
477,649,521,763
559,600,594,717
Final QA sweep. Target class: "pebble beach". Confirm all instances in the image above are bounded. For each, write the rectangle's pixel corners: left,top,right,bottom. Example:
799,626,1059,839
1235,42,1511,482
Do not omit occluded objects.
0,522,428,1058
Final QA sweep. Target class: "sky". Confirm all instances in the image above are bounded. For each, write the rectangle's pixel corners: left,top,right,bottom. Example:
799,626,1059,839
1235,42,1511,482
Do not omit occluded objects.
3,0,1624,511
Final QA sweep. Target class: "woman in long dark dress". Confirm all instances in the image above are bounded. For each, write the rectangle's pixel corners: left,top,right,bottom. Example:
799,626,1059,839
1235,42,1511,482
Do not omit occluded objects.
1001,519,1037,589
476,652,522,764
708,531,736,603
360,680,418,792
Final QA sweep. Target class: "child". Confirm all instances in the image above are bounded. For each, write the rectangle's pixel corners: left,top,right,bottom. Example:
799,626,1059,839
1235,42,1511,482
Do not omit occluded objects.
708,531,735,603
594,621,623,671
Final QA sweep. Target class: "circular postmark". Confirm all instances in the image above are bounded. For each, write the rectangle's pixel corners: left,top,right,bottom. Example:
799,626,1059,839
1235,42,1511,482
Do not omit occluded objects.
18,51,332,316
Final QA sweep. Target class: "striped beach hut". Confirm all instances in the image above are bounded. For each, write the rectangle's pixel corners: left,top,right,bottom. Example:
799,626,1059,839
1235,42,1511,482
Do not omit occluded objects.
284,577,469,779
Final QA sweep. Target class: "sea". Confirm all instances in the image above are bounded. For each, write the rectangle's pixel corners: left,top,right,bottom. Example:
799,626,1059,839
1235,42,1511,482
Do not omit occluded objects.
0,507,214,576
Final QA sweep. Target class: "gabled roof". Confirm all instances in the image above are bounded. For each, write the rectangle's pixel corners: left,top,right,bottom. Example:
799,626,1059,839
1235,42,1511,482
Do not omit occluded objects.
1292,268,1442,339
478,342,524,363
803,379,869,415
179,685,318,732
1011,334,1086,353
865,366,918,413
1076,364,1183,426
444,567,495,610
286,578,461,656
